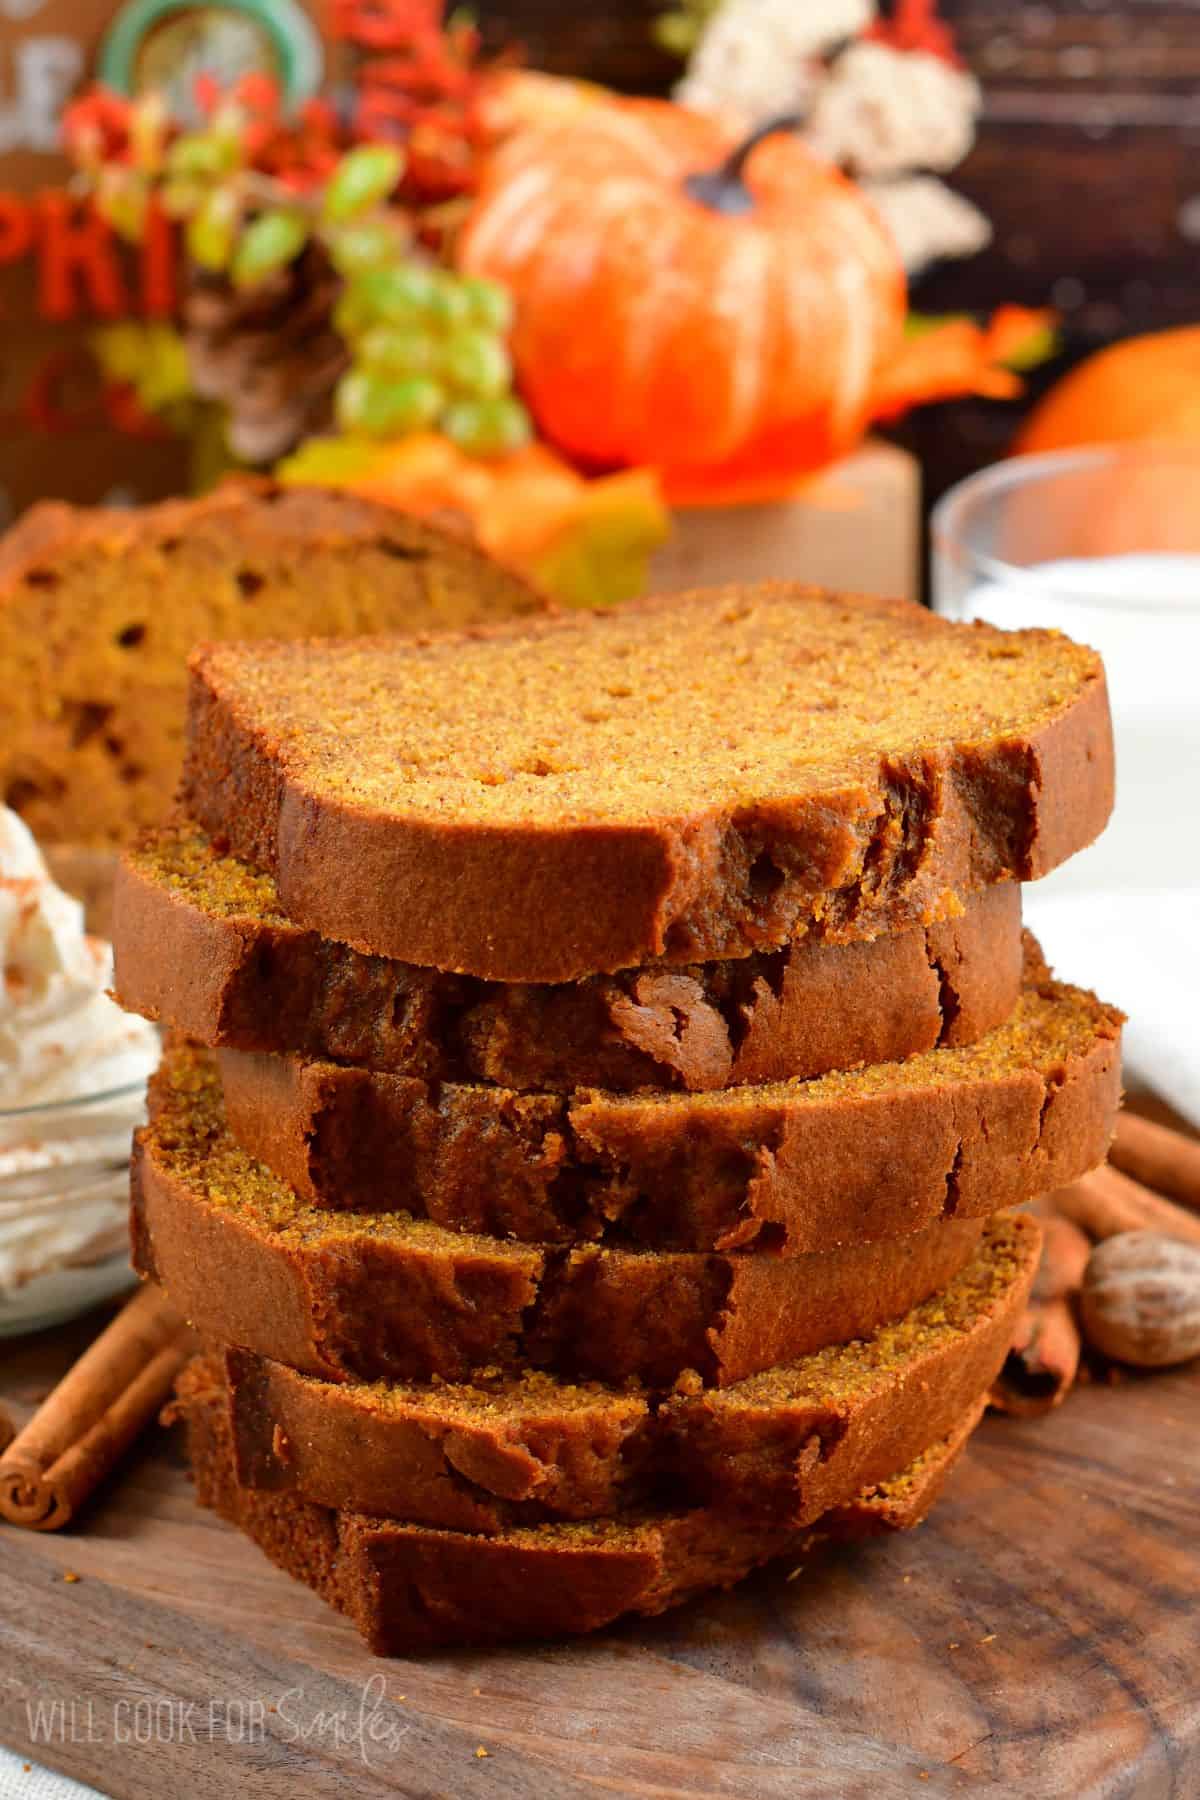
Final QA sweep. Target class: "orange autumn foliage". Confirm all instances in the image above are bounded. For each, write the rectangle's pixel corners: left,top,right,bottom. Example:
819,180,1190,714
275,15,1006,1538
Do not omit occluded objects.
873,307,1056,418
276,433,669,606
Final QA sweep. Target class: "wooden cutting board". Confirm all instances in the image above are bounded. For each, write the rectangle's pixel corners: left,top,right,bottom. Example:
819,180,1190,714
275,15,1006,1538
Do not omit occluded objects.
0,1313,1196,1800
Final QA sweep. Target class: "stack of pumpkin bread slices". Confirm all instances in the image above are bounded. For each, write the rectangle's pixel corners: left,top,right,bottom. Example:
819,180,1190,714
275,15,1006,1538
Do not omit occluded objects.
111,584,1122,1654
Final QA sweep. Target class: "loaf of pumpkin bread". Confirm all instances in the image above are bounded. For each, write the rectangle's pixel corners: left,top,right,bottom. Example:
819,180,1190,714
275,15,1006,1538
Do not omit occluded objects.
0,479,543,847
181,585,1113,980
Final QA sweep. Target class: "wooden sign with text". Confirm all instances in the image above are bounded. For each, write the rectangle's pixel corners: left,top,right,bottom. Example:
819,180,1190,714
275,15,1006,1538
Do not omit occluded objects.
0,0,328,516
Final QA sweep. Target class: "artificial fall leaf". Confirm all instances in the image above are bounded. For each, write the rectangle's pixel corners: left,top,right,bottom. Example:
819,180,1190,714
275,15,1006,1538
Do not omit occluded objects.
873,306,1058,418
91,322,192,413
275,432,669,606
526,470,671,608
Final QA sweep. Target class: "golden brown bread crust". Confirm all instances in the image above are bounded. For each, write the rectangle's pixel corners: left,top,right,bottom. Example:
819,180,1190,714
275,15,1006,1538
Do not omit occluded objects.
222,1215,1036,1531
0,478,543,847
180,586,1114,980
114,823,1024,1092
133,1047,986,1386
0,477,514,583
180,1359,995,1653
813,1396,986,1543
214,970,1121,1253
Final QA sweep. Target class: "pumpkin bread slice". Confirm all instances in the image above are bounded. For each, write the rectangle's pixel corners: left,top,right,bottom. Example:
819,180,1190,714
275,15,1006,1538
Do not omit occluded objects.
114,820,1023,1093
816,1396,986,1542
181,585,1112,980
112,824,1021,1087
215,968,1121,1253
134,1047,985,1389
179,1358,990,1655
0,478,543,848
222,1211,1037,1531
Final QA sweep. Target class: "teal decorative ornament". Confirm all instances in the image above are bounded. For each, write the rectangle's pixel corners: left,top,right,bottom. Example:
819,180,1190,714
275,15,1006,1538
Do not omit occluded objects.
99,0,324,116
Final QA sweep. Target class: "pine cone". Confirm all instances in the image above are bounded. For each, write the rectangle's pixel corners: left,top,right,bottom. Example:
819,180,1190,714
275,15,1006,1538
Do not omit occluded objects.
182,242,347,464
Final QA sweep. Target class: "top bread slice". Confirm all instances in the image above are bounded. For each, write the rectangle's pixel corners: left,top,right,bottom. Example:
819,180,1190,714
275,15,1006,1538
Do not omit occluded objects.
0,478,543,848
182,585,1113,980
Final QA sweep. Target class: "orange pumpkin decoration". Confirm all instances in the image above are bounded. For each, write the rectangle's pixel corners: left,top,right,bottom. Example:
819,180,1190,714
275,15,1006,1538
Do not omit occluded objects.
458,99,906,502
1017,325,1200,455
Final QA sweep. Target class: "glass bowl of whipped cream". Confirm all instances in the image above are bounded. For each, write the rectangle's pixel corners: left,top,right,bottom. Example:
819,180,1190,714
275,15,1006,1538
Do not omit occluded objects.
1,809,160,1337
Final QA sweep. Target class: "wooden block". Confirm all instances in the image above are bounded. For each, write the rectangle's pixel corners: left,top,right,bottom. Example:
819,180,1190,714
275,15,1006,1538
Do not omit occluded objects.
648,439,920,602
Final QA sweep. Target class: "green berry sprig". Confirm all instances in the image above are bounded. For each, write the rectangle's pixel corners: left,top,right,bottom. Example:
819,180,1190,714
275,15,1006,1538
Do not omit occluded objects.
68,88,531,461
333,264,530,457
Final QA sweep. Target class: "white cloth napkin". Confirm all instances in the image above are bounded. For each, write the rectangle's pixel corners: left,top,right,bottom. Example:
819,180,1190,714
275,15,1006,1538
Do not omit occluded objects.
1025,886,1200,1128
0,1747,105,1800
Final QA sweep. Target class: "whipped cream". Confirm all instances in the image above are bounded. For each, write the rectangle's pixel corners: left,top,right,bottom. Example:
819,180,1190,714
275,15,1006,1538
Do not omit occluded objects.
0,808,159,1293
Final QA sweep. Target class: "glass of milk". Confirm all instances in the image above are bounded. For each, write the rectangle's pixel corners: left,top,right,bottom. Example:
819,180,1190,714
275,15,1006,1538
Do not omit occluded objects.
935,446,1200,1108
933,446,1200,1120
932,444,1200,899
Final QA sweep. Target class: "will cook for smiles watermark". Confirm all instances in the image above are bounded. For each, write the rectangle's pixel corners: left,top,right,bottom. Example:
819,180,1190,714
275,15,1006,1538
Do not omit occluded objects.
21,1673,412,1769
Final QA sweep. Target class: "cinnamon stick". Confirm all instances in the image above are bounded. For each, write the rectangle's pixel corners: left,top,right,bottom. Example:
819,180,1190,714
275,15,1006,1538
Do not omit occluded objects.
992,1214,1090,1416
1110,1112,1200,1213
993,1300,1082,1417
1030,1211,1092,1301
1053,1164,1200,1249
0,1284,192,1531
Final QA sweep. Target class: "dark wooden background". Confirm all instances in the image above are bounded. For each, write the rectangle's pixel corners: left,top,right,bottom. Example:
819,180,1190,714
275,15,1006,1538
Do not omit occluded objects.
476,0,1200,504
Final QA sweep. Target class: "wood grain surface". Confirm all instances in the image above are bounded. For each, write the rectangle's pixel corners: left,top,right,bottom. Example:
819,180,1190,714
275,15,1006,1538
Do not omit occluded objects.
1,1309,1197,1799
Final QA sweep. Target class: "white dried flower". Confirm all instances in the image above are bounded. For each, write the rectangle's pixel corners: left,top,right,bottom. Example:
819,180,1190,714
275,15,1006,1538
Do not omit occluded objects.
805,41,980,179
677,0,875,127
861,174,991,272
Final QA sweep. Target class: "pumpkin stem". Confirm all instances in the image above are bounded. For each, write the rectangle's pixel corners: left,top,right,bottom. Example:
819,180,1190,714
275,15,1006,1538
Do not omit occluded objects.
684,112,807,215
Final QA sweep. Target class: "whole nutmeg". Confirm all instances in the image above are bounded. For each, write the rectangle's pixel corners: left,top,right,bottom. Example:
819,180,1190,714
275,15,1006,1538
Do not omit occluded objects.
1080,1231,1200,1369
